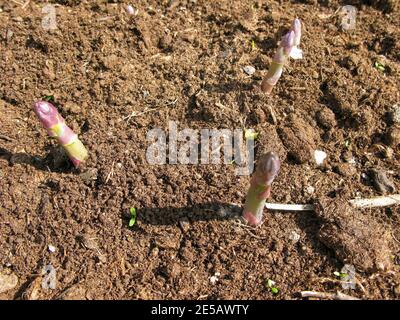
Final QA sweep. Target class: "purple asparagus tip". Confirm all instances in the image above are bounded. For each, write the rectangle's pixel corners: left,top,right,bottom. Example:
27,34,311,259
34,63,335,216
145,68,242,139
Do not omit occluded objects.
281,30,295,55
257,152,281,185
292,18,302,46
33,100,59,128
242,152,281,226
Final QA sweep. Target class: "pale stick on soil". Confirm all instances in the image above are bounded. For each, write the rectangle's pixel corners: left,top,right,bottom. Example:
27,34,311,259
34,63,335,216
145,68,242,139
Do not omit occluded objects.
300,290,360,300
348,194,400,209
265,203,315,211
265,194,400,211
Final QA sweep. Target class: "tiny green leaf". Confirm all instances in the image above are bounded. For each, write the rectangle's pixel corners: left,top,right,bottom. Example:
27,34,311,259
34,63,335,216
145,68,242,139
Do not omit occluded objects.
43,95,54,102
271,287,279,294
374,61,385,72
129,207,137,227
267,279,275,287
245,129,259,140
333,271,348,279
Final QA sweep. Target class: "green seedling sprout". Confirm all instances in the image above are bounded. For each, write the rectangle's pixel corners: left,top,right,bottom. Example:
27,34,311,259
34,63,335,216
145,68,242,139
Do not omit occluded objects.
244,129,259,140
251,39,256,50
344,139,351,150
374,61,385,72
43,95,55,102
333,271,348,279
129,207,137,227
267,279,279,294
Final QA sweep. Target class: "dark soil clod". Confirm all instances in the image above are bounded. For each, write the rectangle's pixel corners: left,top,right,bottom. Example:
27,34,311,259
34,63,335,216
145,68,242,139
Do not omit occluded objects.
315,198,392,273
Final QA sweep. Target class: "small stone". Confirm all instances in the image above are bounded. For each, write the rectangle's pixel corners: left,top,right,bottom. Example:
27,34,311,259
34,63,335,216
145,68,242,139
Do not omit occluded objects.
79,168,98,184
12,16,23,22
369,169,396,194
151,247,159,257
0,269,18,294
126,5,138,16
314,150,327,166
361,172,370,181
6,29,13,42
383,146,394,159
389,104,400,124
178,218,190,233
48,245,56,253
288,231,301,243
306,186,315,195
159,33,173,49
342,151,356,164
210,275,218,285
386,126,400,147
243,65,256,76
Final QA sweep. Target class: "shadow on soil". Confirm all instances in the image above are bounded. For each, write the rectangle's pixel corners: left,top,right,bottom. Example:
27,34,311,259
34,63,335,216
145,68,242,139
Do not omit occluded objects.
133,202,242,226
0,146,74,173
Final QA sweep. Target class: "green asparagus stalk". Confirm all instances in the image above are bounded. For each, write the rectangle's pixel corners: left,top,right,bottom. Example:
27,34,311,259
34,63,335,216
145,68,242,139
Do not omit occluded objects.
242,152,281,226
261,18,303,94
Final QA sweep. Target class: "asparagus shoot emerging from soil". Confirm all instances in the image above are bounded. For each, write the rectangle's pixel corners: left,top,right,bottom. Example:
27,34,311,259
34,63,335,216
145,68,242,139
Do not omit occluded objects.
261,18,303,94
33,100,88,167
242,152,281,226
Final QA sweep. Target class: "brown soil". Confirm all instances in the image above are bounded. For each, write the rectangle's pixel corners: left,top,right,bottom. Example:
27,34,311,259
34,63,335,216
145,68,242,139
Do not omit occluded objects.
1,0,400,300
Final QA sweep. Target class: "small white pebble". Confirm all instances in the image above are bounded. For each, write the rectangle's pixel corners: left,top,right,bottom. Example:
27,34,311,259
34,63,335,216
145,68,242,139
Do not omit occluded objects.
306,186,315,194
288,231,300,243
126,5,138,16
314,150,327,166
210,276,218,285
390,103,400,124
116,162,122,169
347,157,356,164
48,245,56,253
361,172,369,180
243,65,256,76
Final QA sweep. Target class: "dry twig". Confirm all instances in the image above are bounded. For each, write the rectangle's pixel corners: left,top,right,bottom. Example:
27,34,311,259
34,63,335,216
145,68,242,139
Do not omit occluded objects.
300,290,360,300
